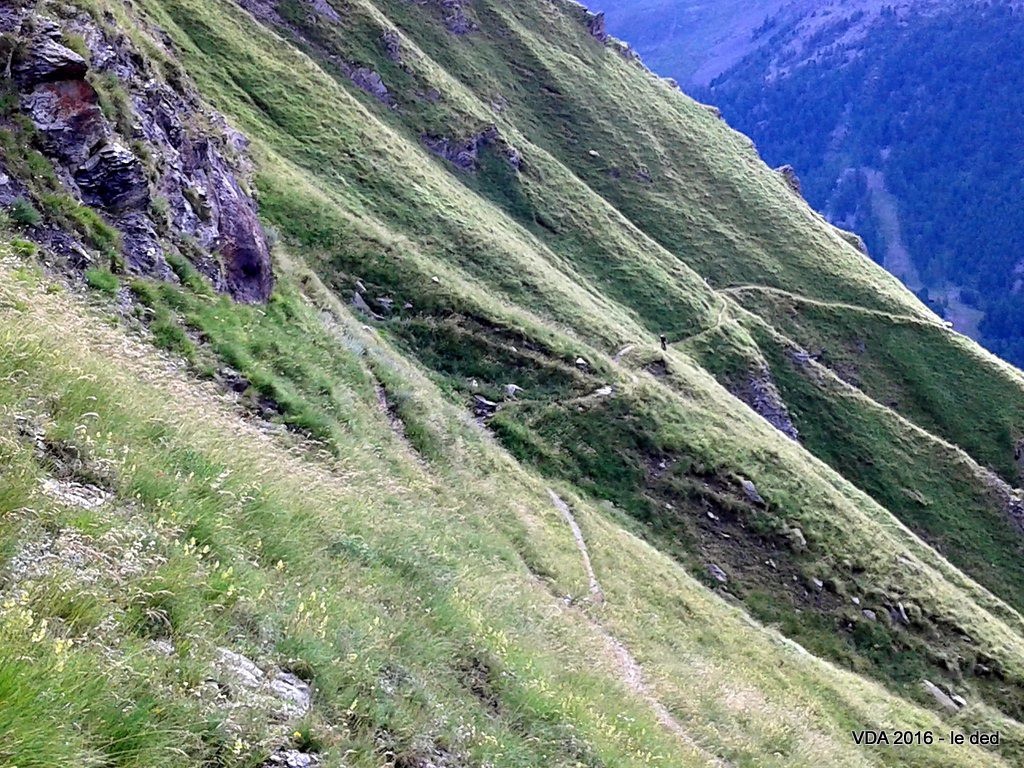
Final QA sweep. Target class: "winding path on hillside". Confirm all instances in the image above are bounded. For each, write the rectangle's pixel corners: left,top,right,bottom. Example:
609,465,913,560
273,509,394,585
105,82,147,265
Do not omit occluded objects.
548,489,604,603
720,284,942,328
546,490,733,768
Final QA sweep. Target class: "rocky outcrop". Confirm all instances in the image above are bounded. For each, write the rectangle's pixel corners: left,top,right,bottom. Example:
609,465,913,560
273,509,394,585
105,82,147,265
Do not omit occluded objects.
75,141,150,213
380,29,403,63
5,9,273,302
979,467,1024,535
586,12,608,42
776,164,802,196
421,126,522,172
732,365,800,441
306,0,341,23
22,78,107,166
833,225,869,255
349,67,394,105
436,0,476,35
12,33,88,86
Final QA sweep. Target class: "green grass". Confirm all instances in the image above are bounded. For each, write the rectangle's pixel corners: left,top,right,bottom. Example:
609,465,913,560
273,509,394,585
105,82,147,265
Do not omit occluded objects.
85,268,120,295
2,234,1020,768
7,0,1024,764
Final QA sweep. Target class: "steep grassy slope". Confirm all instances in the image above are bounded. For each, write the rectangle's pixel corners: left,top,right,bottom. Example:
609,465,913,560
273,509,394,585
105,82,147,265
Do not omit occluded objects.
6,0,1024,765
2,219,1021,768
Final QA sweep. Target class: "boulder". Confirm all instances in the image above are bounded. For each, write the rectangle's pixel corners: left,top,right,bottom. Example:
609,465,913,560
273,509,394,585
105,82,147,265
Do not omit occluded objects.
922,679,961,713
784,526,808,552
13,37,88,87
216,647,264,691
708,564,728,583
740,478,764,506
269,671,312,718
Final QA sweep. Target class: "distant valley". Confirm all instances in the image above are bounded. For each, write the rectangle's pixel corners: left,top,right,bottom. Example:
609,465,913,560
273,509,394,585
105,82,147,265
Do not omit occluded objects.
596,0,1024,363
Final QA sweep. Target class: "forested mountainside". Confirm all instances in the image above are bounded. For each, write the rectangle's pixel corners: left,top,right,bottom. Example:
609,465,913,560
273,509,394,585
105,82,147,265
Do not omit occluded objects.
595,0,1024,364
5,1,1024,766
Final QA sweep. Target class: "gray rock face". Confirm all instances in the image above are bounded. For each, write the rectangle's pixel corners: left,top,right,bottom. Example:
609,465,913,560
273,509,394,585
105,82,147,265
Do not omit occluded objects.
0,161,26,206
350,67,394,105
421,132,489,171
205,149,275,303
733,365,800,441
22,79,108,166
118,212,173,279
75,141,150,213
586,12,608,42
306,0,340,23
8,11,273,302
381,29,403,63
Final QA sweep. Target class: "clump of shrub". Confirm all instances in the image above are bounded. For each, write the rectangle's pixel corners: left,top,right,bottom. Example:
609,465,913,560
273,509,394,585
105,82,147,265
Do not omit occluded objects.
9,197,42,228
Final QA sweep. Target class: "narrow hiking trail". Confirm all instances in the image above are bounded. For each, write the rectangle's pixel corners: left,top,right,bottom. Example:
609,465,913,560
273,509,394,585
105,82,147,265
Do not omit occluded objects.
720,284,942,327
548,489,604,603
546,490,733,768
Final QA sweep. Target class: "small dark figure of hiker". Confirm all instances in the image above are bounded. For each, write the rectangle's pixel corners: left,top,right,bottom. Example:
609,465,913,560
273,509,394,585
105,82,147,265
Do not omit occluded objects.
660,334,668,351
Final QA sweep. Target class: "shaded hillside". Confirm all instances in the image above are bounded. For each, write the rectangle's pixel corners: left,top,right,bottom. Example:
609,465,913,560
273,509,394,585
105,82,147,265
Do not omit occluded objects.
3,0,1024,766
